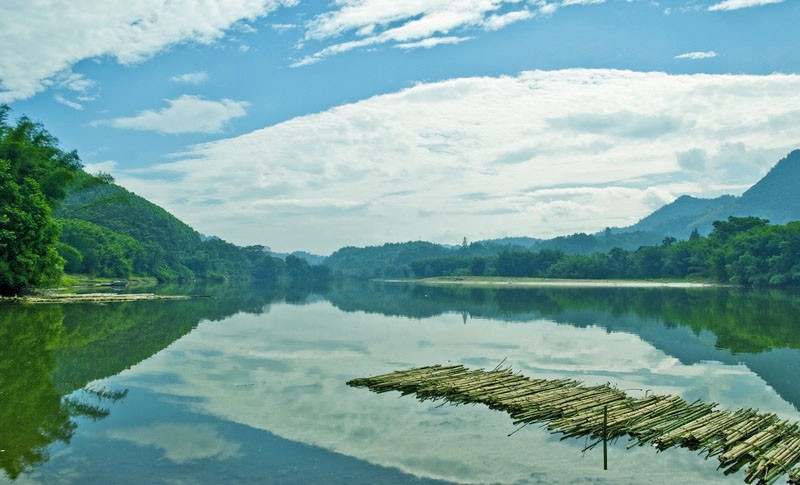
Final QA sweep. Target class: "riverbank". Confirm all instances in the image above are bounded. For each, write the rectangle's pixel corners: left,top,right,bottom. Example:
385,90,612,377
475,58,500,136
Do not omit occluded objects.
1,293,202,304
0,275,196,303
400,276,718,288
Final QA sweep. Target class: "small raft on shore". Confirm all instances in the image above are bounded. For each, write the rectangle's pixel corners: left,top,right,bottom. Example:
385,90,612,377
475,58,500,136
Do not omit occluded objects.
348,365,800,485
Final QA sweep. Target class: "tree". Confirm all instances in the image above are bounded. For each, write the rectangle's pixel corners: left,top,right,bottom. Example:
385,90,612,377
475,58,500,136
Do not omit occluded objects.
0,160,64,294
0,106,81,294
0,106,80,207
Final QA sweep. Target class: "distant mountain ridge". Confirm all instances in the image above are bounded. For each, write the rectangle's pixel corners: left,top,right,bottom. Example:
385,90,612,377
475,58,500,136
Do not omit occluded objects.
324,150,800,279
619,149,800,238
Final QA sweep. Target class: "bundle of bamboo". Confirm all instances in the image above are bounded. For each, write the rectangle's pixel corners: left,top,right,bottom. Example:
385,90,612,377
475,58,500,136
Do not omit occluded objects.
347,365,800,485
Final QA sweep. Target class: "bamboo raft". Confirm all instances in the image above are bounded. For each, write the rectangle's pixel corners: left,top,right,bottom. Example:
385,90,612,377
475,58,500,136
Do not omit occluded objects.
347,365,800,485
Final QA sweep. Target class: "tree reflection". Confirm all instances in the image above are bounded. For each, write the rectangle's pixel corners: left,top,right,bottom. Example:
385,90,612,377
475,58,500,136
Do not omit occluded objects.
0,304,125,479
0,280,318,479
324,282,800,354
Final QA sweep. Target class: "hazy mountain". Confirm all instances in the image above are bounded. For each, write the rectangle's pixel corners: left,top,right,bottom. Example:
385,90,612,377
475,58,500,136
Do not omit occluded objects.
621,194,736,238
621,149,800,238
734,149,800,223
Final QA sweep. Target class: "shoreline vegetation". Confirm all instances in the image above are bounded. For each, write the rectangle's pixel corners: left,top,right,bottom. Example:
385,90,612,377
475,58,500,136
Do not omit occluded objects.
1,293,201,304
389,276,718,288
0,274,194,304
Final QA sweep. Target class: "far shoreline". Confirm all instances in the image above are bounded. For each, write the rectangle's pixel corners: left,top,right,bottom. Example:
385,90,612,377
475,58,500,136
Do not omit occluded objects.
384,276,721,288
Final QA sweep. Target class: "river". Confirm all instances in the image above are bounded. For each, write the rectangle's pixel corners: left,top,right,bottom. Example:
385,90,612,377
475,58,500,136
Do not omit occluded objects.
1,281,799,484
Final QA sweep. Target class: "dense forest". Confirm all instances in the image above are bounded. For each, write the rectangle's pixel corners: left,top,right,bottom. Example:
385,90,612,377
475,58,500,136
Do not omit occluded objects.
0,106,330,295
409,216,800,286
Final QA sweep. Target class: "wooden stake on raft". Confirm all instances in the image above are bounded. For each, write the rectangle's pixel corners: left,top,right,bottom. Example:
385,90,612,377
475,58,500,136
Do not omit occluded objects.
603,405,608,471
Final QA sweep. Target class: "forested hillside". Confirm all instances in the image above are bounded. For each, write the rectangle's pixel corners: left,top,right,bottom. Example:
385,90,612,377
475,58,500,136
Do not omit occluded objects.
410,216,800,287
325,231,667,279
55,171,331,285
0,106,330,294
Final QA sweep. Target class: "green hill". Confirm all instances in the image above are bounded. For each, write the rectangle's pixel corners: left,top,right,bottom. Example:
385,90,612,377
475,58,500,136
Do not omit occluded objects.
53,177,332,285
0,104,331,289
55,179,202,281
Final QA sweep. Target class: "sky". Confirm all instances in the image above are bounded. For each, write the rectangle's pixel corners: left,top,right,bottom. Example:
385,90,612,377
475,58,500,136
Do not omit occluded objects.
1,0,799,255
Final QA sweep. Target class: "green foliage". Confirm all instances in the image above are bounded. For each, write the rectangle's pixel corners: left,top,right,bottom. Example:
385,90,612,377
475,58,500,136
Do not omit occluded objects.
0,106,84,294
0,161,64,294
326,241,451,279
56,178,333,286
57,219,146,278
407,217,800,287
0,106,81,207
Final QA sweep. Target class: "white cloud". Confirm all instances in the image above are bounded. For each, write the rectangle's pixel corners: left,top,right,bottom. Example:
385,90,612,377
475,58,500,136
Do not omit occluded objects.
113,69,800,253
271,23,297,32
49,71,96,93
99,95,248,134
675,50,717,59
82,160,118,175
292,0,604,67
170,71,209,85
395,36,474,50
107,423,241,464
708,0,783,11
0,0,295,102
562,0,606,5
483,9,536,30
54,94,83,110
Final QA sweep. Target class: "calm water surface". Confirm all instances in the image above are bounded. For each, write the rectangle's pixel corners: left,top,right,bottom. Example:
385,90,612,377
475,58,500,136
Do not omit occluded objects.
2,282,799,484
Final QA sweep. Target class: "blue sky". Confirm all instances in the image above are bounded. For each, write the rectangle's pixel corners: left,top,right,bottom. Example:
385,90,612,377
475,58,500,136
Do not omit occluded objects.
2,0,799,253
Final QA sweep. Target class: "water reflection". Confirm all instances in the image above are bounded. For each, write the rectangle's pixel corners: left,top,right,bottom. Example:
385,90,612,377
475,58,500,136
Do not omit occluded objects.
326,282,800,410
2,281,799,483
326,281,800,354
0,305,127,479
0,281,301,480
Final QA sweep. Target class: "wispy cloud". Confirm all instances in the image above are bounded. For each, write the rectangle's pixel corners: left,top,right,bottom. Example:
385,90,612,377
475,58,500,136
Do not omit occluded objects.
96,95,248,134
0,0,295,102
170,71,210,85
54,94,83,110
674,50,717,60
114,69,800,253
708,0,784,11
272,23,297,32
395,36,473,50
291,1,606,67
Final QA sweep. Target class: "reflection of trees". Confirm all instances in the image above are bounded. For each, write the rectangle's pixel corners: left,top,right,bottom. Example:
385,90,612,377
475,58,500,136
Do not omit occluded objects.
325,283,800,354
0,304,123,479
53,281,287,392
0,281,298,479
